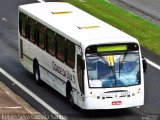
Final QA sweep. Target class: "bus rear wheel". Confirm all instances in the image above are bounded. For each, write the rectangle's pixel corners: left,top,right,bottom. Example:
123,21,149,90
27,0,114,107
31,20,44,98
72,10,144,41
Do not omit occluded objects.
33,62,42,85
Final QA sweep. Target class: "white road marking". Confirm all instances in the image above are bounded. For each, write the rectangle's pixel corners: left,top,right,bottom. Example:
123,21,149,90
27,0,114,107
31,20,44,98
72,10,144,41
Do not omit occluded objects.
0,68,67,120
146,59,160,70
2,18,7,21
0,107,22,109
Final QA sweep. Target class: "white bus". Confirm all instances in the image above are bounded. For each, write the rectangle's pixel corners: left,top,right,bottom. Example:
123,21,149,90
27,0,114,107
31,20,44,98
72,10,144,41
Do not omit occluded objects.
18,2,147,109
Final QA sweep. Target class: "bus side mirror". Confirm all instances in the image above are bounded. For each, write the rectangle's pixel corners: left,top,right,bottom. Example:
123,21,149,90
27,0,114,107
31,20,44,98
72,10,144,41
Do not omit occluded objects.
142,56,147,73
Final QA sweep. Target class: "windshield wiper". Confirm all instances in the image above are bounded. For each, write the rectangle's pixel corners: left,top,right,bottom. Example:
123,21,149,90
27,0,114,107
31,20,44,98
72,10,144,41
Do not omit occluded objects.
118,51,128,78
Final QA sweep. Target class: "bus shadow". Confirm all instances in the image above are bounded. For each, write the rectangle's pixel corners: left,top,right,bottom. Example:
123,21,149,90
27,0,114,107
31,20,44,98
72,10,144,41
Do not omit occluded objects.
75,108,136,119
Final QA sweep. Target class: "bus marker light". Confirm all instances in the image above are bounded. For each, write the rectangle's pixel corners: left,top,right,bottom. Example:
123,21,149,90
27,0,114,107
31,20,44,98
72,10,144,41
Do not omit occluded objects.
51,11,72,14
102,97,105,99
97,96,100,99
77,26,100,29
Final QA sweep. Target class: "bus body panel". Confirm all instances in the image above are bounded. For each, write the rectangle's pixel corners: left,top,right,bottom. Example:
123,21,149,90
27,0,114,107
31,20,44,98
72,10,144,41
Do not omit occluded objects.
19,37,80,99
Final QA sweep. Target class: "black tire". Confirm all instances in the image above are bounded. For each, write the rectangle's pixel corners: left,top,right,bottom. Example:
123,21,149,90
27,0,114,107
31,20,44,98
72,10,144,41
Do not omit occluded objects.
68,88,76,108
33,62,42,85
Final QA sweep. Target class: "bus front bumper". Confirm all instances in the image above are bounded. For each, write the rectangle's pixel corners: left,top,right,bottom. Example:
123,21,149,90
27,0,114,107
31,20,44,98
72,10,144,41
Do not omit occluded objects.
83,93,144,110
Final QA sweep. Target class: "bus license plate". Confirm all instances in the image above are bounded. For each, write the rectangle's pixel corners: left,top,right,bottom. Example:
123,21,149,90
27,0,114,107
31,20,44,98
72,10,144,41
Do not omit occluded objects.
112,101,122,105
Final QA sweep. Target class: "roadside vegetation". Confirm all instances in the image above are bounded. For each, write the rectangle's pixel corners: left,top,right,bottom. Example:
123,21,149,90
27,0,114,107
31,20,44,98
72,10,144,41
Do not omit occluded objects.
63,0,160,56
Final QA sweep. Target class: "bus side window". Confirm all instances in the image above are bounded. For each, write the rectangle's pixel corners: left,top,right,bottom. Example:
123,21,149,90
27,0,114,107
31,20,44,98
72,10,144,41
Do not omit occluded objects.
19,12,27,38
77,55,84,94
28,17,36,43
37,23,45,50
66,40,75,69
55,34,65,62
46,29,56,56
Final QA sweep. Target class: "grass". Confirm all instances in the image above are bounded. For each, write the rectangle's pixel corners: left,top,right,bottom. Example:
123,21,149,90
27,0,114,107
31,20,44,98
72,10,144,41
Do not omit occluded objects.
63,0,160,56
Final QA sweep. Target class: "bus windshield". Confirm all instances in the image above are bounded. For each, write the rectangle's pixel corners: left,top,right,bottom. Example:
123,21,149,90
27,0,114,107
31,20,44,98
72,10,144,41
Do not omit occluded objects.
86,51,140,88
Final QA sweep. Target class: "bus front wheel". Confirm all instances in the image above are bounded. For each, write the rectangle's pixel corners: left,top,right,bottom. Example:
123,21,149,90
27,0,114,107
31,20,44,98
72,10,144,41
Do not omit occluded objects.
67,84,75,108
33,61,42,85
68,89,74,107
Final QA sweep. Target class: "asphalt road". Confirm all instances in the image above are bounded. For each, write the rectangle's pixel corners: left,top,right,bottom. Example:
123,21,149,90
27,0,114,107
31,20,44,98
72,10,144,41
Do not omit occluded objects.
0,0,160,120
119,0,160,20
109,0,160,25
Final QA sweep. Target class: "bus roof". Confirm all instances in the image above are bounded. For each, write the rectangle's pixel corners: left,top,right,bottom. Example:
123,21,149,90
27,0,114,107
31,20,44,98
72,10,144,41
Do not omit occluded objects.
19,2,139,49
